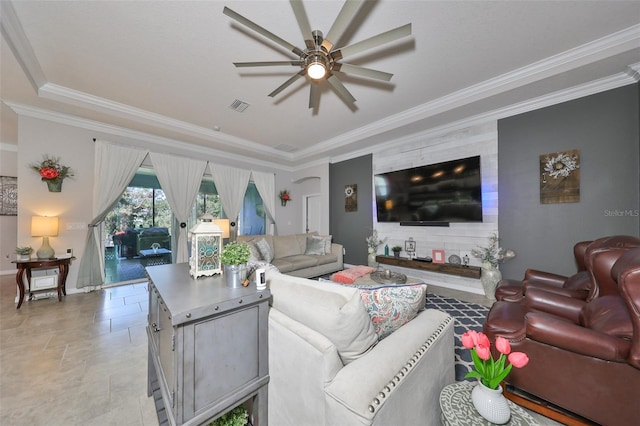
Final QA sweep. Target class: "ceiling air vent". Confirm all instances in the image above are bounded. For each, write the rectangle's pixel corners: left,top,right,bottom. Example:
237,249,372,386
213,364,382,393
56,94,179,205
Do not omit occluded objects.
229,99,250,112
274,144,297,153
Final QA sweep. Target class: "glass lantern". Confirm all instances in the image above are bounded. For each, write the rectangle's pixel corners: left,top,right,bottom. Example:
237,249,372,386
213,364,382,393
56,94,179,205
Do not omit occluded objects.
189,214,223,278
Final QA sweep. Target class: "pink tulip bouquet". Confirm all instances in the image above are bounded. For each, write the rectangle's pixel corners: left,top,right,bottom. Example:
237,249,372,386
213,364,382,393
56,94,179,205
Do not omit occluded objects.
461,330,529,390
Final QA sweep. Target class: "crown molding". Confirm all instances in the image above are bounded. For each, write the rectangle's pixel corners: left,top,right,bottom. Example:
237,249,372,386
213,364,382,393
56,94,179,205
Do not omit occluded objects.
4,102,296,172
0,142,18,152
37,83,295,162
298,24,640,162
329,71,637,165
0,0,46,91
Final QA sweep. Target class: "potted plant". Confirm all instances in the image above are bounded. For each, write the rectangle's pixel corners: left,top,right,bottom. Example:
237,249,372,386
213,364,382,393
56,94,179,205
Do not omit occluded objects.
209,405,248,426
220,242,251,288
15,246,33,261
391,246,402,258
461,330,529,423
30,155,74,192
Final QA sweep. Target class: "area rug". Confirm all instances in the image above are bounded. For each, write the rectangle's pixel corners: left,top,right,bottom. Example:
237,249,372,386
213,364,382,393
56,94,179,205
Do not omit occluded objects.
426,293,490,382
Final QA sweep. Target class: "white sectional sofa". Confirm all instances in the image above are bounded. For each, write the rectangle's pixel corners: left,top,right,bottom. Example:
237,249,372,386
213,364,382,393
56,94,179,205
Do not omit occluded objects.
237,233,343,278
265,271,455,426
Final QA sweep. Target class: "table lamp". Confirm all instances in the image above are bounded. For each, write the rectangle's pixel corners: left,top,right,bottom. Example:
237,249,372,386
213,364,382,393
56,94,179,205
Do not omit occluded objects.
32,216,59,259
213,219,230,239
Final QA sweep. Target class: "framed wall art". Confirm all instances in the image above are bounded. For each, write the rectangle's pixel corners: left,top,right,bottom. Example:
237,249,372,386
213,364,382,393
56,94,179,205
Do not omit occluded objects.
540,149,580,204
0,176,17,216
432,249,445,264
345,184,357,212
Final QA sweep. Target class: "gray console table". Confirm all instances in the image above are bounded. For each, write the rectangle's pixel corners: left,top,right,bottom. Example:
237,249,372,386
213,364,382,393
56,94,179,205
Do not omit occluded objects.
146,263,270,426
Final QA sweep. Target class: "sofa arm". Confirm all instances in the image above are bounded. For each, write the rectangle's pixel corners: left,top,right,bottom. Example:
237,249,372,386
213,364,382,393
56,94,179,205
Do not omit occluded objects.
324,309,454,426
268,308,343,426
524,269,567,287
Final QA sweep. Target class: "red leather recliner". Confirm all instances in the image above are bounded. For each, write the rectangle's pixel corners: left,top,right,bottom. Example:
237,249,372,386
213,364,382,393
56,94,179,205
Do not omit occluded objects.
483,247,640,425
495,236,640,302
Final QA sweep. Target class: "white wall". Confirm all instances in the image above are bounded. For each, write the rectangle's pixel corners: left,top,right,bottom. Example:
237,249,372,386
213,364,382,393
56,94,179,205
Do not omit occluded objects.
13,114,298,291
372,122,499,294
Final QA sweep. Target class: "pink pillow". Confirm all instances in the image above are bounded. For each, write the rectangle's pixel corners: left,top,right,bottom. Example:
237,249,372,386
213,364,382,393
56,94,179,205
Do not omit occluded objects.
332,265,376,284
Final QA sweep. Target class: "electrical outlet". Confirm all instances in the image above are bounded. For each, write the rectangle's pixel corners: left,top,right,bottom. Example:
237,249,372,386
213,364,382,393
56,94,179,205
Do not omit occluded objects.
67,248,73,256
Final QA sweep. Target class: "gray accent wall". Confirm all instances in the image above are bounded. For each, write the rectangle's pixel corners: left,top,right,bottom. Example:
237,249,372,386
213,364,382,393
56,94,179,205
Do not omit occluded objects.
330,154,373,266
498,83,640,279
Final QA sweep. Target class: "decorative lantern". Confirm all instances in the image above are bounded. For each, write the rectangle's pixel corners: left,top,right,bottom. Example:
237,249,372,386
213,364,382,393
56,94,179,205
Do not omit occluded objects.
189,214,223,278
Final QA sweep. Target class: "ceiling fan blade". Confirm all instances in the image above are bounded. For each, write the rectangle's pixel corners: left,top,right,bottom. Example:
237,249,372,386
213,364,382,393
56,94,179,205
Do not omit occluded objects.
269,71,305,97
223,6,304,57
334,63,393,81
234,61,304,67
327,74,356,104
309,82,319,109
322,0,366,52
332,23,412,60
290,0,314,49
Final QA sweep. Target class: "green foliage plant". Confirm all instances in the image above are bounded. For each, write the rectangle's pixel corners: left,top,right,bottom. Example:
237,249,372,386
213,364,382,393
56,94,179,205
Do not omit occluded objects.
15,246,33,255
220,242,250,265
209,405,248,426
391,246,402,253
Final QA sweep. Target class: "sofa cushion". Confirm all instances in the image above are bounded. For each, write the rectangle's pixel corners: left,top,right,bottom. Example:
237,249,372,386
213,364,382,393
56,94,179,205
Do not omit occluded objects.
313,235,332,254
580,295,633,339
359,284,428,339
273,234,304,259
246,239,262,263
280,255,318,270
256,238,274,263
305,236,326,255
267,271,378,365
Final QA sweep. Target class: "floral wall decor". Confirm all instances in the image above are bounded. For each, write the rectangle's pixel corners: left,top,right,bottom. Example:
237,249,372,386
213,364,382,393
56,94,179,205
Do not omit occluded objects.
31,155,74,192
345,184,357,212
279,189,291,206
540,149,580,204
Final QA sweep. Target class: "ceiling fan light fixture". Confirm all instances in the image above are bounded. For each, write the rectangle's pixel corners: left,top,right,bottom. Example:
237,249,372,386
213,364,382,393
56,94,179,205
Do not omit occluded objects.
307,61,327,79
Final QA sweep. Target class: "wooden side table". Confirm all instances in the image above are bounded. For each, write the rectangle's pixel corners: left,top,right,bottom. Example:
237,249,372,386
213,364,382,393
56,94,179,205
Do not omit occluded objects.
11,257,76,309
440,381,539,425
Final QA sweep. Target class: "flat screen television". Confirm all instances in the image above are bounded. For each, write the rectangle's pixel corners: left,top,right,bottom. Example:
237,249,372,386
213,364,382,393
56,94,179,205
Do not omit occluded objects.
374,156,483,224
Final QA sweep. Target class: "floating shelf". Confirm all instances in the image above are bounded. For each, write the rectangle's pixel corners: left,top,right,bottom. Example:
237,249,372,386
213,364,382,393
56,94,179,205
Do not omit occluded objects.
376,256,481,279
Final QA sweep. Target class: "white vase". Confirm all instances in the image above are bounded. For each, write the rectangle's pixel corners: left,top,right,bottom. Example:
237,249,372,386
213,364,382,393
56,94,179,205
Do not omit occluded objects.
367,251,378,267
481,262,502,301
471,381,511,424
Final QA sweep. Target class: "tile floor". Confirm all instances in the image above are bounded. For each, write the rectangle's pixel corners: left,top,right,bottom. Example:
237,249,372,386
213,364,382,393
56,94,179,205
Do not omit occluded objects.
0,273,558,425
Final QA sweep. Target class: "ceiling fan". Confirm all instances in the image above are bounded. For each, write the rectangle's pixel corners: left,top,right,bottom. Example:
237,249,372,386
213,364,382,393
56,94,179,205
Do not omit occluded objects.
223,0,412,108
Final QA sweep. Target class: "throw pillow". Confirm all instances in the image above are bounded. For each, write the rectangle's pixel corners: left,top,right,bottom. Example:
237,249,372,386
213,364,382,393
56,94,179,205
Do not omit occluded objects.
359,284,427,339
305,236,326,255
267,271,378,365
246,240,262,263
255,238,273,263
312,235,332,254
332,265,376,284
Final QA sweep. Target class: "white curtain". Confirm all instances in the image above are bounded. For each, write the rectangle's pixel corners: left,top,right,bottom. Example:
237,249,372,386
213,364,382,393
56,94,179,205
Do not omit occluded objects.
77,141,149,289
251,170,276,234
209,164,251,238
149,152,207,263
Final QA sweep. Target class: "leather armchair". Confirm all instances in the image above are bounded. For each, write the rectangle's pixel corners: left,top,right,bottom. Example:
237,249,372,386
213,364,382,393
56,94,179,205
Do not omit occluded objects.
495,236,640,303
483,248,640,425
495,240,592,302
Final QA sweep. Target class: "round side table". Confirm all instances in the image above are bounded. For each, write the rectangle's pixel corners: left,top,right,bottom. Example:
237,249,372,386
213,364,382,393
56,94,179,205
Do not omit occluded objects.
440,381,538,425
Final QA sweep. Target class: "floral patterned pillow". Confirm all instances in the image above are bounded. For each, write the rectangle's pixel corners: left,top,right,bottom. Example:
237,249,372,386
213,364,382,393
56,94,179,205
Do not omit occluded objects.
359,284,427,339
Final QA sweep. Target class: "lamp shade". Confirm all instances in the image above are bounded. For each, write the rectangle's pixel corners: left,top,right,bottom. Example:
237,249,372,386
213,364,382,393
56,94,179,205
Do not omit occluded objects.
31,216,59,237
213,219,230,239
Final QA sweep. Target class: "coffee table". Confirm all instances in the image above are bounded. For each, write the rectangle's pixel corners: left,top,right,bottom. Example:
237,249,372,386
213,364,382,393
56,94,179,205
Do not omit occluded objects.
351,272,424,289
440,381,538,425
